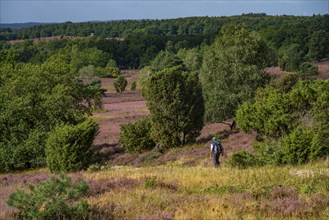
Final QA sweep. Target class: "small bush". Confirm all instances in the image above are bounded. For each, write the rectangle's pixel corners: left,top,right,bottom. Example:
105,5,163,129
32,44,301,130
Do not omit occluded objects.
130,81,137,91
227,151,262,169
46,119,99,173
7,175,89,219
120,117,155,153
281,127,313,165
113,75,127,93
87,79,105,110
253,140,283,165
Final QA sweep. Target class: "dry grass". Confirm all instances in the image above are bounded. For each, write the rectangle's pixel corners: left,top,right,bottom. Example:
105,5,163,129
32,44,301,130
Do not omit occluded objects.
80,161,329,219
1,159,328,219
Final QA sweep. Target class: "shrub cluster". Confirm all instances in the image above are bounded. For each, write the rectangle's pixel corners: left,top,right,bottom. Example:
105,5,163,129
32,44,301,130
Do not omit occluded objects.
119,117,155,153
130,81,137,91
46,119,99,173
236,79,329,166
227,151,263,169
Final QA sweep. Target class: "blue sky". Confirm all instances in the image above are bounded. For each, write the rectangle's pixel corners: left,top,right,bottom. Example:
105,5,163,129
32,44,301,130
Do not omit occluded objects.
1,0,328,23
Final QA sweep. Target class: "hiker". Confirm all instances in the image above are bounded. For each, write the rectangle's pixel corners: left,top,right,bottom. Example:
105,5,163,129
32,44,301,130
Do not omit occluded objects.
210,136,224,168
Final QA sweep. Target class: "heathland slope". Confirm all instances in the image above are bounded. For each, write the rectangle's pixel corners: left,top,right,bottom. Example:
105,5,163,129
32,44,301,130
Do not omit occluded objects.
1,68,329,219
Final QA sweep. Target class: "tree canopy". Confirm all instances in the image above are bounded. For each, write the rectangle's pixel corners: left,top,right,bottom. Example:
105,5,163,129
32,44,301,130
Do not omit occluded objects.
142,66,204,147
0,58,98,171
200,24,270,123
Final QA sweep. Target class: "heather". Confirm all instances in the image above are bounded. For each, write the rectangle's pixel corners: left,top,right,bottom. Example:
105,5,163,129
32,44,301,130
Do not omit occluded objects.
1,157,328,219
79,163,329,219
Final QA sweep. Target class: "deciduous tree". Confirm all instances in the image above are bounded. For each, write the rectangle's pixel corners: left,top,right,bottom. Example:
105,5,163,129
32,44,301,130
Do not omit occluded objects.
200,24,270,123
0,57,98,171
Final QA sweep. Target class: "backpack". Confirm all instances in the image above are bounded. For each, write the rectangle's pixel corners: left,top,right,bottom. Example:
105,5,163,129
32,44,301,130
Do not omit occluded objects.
212,140,223,155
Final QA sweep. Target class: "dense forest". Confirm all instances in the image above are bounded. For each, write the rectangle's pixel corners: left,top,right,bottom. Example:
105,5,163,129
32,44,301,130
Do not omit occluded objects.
1,14,329,69
1,13,329,40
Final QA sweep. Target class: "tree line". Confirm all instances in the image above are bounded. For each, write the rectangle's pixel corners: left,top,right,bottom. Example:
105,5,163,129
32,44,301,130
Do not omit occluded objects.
1,14,329,70
1,14,328,41
0,34,213,69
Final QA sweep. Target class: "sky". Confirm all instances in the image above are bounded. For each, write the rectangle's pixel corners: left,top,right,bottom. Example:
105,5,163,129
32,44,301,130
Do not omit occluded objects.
0,0,328,23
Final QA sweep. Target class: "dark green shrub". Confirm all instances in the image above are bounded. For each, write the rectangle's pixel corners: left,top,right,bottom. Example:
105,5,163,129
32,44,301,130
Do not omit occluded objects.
253,140,283,165
278,44,302,71
113,75,127,93
237,79,329,165
307,30,329,62
130,81,137,91
227,151,262,169
298,62,318,79
143,66,204,147
0,129,46,171
281,127,313,165
87,79,105,110
119,117,155,153
310,129,329,162
45,119,99,173
7,175,89,219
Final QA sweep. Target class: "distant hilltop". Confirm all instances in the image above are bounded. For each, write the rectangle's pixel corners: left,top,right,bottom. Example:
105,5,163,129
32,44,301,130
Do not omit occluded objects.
0,14,270,30
0,20,130,30
0,22,48,29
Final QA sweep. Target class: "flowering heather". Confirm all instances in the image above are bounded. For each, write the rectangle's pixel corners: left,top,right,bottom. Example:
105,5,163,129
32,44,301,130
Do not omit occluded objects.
270,187,297,199
86,177,139,197
0,172,50,186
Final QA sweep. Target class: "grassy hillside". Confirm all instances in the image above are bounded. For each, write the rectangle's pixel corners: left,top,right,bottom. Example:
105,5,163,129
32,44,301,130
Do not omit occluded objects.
85,162,329,219
1,144,328,219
